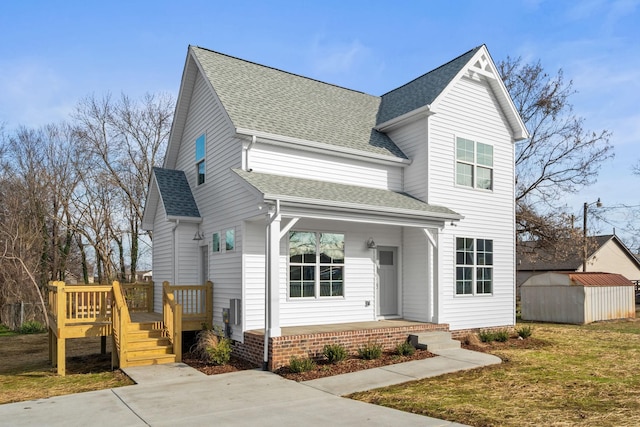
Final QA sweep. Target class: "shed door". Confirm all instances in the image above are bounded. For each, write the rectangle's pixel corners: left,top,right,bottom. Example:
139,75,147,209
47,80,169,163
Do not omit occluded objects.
378,247,398,316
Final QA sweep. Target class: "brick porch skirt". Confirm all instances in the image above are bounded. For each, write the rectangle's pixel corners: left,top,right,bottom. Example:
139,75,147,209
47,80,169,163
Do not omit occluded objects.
232,321,450,371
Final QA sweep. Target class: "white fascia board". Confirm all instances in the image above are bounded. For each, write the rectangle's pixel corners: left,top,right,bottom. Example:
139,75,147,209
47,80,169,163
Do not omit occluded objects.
141,175,160,231
263,196,463,222
375,104,434,132
235,128,412,167
278,204,449,229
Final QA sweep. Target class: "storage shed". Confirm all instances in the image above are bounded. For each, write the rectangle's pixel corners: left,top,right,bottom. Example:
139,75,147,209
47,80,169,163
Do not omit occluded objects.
521,272,635,324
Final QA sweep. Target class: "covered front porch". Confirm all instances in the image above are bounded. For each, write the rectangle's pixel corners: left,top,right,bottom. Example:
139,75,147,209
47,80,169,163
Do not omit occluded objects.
238,319,450,370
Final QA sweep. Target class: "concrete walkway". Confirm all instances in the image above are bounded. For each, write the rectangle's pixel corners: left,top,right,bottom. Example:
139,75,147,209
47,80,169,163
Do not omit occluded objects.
0,348,500,426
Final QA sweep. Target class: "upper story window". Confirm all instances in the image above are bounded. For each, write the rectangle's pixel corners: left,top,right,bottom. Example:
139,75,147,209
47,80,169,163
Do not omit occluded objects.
195,134,206,185
456,137,493,190
456,237,493,295
289,231,344,298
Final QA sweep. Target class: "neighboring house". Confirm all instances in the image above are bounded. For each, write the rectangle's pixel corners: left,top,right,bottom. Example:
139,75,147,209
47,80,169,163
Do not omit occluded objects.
517,234,640,293
142,44,528,363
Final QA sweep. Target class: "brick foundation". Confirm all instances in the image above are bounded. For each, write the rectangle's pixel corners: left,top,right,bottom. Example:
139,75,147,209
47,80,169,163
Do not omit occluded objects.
233,322,450,371
450,325,515,340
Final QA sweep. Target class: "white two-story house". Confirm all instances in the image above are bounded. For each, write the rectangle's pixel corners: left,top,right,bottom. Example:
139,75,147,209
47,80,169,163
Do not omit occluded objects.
142,44,528,368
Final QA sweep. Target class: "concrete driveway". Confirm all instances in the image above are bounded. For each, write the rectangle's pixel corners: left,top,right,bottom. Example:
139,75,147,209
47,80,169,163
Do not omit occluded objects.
1,366,467,426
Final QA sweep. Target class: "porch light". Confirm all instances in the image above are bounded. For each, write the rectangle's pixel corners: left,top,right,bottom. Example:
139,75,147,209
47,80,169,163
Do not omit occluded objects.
193,231,205,241
367,238,377,249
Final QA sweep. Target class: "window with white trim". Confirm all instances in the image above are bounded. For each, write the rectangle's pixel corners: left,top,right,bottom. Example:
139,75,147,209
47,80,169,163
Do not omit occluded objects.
456,137,493,190
289,231,344,298
212,232,220,253
456,237,493,295
195,134,205,185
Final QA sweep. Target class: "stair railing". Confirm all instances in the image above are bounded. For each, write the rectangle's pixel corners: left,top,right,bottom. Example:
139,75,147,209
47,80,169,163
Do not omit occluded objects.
163,281,183,362
111,280,131,368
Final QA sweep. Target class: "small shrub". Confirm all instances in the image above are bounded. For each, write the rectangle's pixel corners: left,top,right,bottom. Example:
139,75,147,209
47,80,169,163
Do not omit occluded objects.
516,325,534,339
191,326,231,365
207,337,232,365
463,333,481,346
358,341,383,360
478,330,496,343
494,329,510,342
19,320,45,334
289,356,316,373
395,341,415,356
323,343,348,364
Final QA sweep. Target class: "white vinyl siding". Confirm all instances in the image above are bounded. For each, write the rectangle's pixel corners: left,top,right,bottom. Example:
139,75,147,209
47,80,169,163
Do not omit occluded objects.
428,74,516,331
387,119,428,201
173,70,259,341
249,144,403,191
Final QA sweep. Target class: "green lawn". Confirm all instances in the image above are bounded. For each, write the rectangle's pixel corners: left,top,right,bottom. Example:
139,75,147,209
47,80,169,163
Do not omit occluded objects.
350,318,640,427
0,332,133,405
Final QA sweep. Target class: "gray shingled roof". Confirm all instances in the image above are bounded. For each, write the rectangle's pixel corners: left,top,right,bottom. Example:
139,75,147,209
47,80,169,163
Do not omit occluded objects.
377,46,482,124
233,169,461,220
153,167,200,218
517,235,626,271
192,46,407,159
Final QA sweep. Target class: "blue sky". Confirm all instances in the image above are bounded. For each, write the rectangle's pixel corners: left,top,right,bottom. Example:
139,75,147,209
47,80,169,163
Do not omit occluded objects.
1,0,639,247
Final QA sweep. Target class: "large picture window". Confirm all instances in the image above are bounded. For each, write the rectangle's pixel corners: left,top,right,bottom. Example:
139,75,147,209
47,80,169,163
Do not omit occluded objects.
456,137,493,190
456,237,493,295
289,231,344,298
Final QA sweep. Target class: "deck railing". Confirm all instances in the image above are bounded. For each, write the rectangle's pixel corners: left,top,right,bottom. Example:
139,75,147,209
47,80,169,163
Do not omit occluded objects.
163,281,213,330
111,280,131,367
47,281,113,327
163,283,182,362
121,282,154,312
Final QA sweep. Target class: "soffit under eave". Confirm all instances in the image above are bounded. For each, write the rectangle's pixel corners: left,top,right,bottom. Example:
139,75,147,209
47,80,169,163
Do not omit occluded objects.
141,175,160,231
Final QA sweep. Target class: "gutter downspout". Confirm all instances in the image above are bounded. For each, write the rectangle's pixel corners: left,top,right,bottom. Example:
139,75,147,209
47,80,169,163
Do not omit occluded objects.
263,200,281,370
245,135,257,171
171,220,180,285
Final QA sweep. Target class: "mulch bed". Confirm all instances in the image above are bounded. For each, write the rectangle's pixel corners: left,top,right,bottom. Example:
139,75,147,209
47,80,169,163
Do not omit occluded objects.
182,352,260,375
183,349,436,380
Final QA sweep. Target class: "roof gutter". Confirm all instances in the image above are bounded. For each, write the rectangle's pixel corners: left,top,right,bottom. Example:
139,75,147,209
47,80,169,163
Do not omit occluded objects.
235,128,412,166
375,104,434,132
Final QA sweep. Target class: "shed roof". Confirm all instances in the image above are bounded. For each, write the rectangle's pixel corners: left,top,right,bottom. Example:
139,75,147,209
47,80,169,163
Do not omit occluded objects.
233,169,461,221
522,272,634,287
152,167,200,218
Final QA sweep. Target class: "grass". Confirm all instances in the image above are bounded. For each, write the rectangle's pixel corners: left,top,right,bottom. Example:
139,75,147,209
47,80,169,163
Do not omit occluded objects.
0,332,133,404
0,324,17,337
350,318,640,427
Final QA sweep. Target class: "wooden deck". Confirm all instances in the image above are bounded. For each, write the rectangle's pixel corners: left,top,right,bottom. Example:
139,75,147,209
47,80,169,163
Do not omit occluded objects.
47,281,213,375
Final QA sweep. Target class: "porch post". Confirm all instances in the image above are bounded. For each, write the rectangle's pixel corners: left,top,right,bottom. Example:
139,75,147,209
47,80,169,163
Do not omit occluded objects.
267,214,281,338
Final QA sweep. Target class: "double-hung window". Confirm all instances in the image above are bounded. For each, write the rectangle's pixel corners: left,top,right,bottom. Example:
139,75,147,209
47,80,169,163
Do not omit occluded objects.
456,237,493,295
195,134,206,185
289,231,344,298
456,137,493,190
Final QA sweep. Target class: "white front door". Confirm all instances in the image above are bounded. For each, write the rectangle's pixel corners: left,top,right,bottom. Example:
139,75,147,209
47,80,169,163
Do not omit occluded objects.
378,246,398,316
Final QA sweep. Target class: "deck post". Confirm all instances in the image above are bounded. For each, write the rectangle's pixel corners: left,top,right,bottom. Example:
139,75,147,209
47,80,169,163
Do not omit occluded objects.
57,335,66,376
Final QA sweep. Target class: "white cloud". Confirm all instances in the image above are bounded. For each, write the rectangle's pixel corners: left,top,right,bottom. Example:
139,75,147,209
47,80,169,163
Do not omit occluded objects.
0,58,73,127
308,36,371,75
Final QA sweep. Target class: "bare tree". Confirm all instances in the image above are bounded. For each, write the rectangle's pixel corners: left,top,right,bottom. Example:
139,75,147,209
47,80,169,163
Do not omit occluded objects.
498,57,614,242
73,92,173,281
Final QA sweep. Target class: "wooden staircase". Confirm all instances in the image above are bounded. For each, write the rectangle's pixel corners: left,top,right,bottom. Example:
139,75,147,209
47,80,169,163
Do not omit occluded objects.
121,321,177,367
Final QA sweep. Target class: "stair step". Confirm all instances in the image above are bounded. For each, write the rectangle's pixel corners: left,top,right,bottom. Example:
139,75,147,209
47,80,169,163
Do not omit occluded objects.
127,329,165,339
125,353,177,367
127,337,171,349
409,331,461,351
126,344,173,358
127,321,163,332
